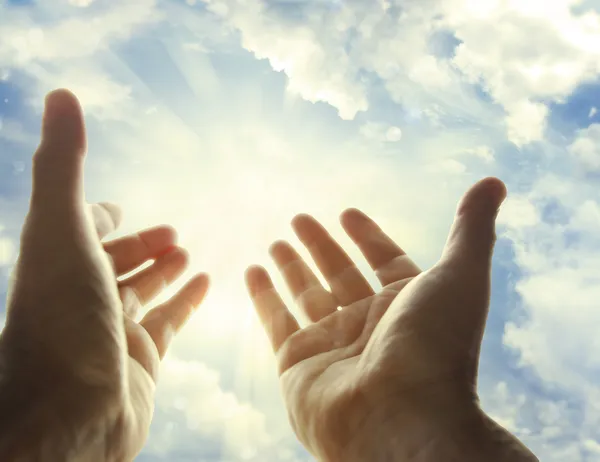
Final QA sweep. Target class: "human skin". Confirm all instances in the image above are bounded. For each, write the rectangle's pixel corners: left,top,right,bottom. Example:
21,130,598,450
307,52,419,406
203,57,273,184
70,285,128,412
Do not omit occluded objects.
245,177,539,462
0,89,209,461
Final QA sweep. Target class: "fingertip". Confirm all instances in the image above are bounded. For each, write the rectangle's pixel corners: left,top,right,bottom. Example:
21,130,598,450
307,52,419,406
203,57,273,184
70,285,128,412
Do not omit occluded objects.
245,264,271,296
98,202,123,229
43,89,83,124
269,240,298,265
156,224,178,244
340,207,371,227
480,176,507,203
457,176,507,216
45,88,79,101
139,225,179,257
290,213,313,231
340,207,362,221
187,272,210,306
291,213,323,243
268,239,288,255
40,88,86,155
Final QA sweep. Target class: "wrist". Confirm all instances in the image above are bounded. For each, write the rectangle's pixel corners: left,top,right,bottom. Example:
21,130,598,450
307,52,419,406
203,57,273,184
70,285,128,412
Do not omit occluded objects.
331,400,538,462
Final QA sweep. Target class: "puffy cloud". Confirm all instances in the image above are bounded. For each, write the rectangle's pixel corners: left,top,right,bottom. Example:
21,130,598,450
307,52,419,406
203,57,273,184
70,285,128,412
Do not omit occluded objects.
200,0,368,120
359,121,402,143
0,118,31,145
0,225,15,267
68,0,95,7
0,0,161,119
26,66,134,121
0,237,14,267
462,145,495,163
0,1,161,66
481,381,589,462
568,123,600,172
497,196,541,229
497,172,600,456
197,0,600,145
151,358,272,459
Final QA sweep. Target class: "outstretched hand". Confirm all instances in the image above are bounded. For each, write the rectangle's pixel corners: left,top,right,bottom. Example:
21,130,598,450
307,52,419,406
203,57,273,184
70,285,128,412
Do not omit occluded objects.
246,178,538,462
0,90,209,461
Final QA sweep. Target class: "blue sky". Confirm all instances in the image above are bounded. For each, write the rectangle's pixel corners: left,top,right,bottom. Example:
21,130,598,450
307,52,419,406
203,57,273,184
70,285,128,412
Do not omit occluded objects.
1,0,600,460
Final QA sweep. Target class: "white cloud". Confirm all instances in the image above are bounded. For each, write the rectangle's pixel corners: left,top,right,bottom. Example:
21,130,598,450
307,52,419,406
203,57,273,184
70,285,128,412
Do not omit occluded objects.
0,0,161,119
590,106,598,118
462,145,495,163
0,236,14,266
504,100,548,147
148,357,305,461
153,358,272,458
200,1,368,119
497,171,600,456
483,382,527,435
480,380,592,462
0,1,161,66
359,121,402,143
497,196,540,228
426,158,467,175
27,65,134,121
584,439,600,454
0,118,31,145
68,0,95,7
568,123,600,172
197,0,600,146
448,0,600,145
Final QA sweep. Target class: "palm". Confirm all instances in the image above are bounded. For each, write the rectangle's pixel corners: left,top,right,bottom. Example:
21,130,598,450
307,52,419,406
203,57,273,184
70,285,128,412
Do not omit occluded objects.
97,211,209,457
247,183,499,460
246,209,425,454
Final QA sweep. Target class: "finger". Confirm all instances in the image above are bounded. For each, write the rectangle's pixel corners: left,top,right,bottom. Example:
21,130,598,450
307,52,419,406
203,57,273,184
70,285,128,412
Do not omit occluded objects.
118,246,189,306
292,214,374,306
437,177,507,372
119,285,144,320
245,265,300,353
140,273,210,359
104,225,178,276
125,318,160,382
90,202,123,240
440,177,507,272
270,240,338,322
31,89,87,217
340,208,421,286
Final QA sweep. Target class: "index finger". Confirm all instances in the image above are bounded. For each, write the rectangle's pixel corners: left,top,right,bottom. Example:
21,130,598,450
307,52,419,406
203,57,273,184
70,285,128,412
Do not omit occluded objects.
103,225,178,276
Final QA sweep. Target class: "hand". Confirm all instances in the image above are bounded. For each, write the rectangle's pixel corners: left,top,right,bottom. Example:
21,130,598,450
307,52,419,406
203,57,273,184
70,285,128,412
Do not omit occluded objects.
246,178,538,462
0,89,209,461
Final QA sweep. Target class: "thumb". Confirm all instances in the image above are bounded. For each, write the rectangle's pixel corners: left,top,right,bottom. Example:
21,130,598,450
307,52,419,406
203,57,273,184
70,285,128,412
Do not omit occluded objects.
440,177,507,271
30,89,87,214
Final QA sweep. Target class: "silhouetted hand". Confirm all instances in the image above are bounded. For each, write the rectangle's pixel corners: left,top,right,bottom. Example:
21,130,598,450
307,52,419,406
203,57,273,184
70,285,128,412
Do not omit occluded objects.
0,90,209,461
246,178,538,462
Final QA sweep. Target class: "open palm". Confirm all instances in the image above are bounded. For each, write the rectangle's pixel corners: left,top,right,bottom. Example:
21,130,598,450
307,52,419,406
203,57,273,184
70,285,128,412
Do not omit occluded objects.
246,178,521,461
0,90,209,461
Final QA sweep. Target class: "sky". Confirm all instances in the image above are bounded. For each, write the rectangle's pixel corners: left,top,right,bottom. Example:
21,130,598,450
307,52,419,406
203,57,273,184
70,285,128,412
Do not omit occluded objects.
1,0,600,460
